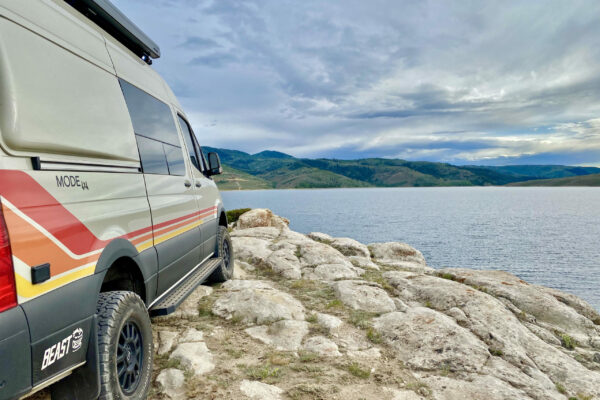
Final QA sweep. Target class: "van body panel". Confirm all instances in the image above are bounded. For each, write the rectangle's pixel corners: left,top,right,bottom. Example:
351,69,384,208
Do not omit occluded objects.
0,17,140,164
0,306,31,399
0,170,152,303
106,37,174,106
0,0,115,72
142,174,204,293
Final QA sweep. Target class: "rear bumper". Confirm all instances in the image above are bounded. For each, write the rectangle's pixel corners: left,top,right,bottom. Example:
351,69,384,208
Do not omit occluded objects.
0,306,31,400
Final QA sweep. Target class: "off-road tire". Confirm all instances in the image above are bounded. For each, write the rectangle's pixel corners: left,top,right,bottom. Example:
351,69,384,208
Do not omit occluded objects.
207,226,234,282
97,291,153,400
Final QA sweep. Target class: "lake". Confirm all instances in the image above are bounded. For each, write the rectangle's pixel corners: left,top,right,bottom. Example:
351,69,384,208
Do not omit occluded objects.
221,187,600,311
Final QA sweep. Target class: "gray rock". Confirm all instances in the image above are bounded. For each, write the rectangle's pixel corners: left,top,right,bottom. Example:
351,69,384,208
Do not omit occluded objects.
239,380,283,400
307,232,333,243
179,328,204,343
157,330,178,355
170,342,214,376
330,237,370,258
236,208,289,230
304,263,364,281
232,236,273,263
230,226,281,240
298,241,353,268
374,309,490,372
245,320,309,351
424,375,530,400
213,280,305,324
376,260,434,273
439,268,598,344
171,285,213,318
347,347,382,360
349,256,380,270
316,312,343,336
333,280,396,313
594,353,600,363
156,368,186,400
302,336,341,357
264,249,302,279
368,242,427,265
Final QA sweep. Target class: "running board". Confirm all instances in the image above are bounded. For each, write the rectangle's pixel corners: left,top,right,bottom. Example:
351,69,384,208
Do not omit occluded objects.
149,257,222,317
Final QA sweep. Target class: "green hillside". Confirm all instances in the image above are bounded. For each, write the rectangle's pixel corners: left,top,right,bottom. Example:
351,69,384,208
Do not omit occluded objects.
213,165,273,190
202,146,600,190
475,165,600,180
507,173,600,187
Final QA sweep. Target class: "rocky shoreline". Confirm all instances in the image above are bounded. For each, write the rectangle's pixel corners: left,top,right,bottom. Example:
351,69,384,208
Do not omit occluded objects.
142,209,600,399
33,209,599,400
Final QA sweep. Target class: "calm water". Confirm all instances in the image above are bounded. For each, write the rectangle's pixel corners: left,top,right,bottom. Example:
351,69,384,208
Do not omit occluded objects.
222,187,600,311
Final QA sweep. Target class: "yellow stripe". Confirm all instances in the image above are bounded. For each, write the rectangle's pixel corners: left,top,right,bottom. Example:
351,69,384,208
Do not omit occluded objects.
15,265,96,299
15,218,204,300
153,220,203,246
135,239,154,253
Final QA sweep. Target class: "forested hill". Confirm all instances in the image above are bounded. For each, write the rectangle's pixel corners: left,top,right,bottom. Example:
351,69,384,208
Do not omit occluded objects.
203,146,600,190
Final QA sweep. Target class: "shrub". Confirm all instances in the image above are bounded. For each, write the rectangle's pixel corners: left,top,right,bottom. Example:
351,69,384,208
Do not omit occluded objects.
560,334,577,350
226,208,251,224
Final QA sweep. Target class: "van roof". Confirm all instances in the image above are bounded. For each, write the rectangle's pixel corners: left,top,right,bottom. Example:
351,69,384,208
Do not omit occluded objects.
65,0,160,62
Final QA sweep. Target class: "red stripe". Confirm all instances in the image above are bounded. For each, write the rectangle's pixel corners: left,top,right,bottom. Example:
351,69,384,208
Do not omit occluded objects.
0,170,218,255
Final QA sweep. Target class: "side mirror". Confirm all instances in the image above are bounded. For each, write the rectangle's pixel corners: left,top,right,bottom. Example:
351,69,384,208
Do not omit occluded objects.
206,152,222,176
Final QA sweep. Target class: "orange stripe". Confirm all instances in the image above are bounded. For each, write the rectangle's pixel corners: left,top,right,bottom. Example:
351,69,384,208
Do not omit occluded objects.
3,206,98,275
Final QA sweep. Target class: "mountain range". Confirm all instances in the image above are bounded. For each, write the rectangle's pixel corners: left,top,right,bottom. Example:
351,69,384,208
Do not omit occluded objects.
203,147,600,190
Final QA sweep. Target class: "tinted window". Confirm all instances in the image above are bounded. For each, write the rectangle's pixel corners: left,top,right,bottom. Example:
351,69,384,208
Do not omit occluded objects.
120,79,180,146
164,144,186,176
136,135,168,174
178,116,202,172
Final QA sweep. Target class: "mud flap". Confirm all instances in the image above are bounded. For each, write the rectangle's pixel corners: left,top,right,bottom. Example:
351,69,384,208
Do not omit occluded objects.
50,315,100,400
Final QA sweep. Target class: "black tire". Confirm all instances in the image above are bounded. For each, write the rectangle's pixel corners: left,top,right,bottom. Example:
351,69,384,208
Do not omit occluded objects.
207,226,234,283
96,291,153,400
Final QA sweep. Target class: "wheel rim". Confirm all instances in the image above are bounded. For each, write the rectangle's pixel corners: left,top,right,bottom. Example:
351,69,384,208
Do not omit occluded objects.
117,320,143,395
223,239,232,271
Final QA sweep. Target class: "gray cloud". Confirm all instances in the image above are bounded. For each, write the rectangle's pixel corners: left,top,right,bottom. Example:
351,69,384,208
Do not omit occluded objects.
112,0,600,165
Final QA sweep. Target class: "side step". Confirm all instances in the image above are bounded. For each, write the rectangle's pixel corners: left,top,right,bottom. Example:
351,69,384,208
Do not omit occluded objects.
149,257,222,317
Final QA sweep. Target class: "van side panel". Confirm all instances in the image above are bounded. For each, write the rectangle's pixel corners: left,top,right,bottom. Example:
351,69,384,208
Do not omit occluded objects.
0,170,152,303
0,15,139,164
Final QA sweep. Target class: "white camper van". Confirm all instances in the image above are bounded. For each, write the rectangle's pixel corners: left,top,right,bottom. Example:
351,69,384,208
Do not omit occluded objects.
0,1,233,399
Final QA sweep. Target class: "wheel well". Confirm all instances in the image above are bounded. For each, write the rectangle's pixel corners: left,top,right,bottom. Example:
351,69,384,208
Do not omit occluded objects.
219,211,227,227
100,257,146,303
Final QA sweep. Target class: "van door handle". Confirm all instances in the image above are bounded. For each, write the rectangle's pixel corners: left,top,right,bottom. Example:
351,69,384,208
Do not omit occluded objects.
184,180,192,187
195,182,202,188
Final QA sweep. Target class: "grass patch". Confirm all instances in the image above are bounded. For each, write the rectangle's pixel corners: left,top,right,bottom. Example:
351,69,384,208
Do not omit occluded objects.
560,334,577,350
347,362,370,379
226,208,251,224
298,351,320,363
406,381,431,396
361,270,395,294
366,327,382,344
489,348,503,357
287,384,330,400
244,363,283,382
306,313,318,323
438,273,456,281
349,310,376,329
326,299,344,309
555,382,567,395
284,279,339,312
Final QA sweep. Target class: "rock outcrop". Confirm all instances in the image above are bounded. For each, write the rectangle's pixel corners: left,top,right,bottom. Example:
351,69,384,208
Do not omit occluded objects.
38,208,595,400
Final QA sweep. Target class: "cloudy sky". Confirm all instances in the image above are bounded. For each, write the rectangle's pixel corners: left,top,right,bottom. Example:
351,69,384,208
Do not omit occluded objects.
112,0,600,166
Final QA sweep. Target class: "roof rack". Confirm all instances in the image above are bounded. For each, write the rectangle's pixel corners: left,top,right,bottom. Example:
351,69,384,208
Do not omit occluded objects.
65,0,160,64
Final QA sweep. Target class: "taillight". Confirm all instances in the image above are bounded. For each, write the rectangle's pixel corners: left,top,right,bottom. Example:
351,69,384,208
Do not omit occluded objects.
0,204,17,312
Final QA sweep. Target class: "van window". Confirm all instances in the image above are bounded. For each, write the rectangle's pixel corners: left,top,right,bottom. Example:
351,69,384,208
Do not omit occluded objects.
119,79,186,176
119,79,180,145
177,116,203,172
164,143,186,175
136,135,168,174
